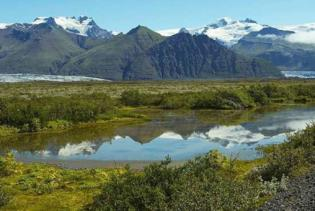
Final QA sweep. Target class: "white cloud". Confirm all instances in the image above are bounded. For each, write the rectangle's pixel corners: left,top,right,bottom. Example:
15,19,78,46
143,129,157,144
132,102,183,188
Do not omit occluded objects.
58,142,96,157
206,125,265,143
285,31,315,44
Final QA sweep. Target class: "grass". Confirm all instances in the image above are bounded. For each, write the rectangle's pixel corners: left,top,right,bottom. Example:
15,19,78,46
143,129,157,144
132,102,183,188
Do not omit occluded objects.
0,79,314,98
0,158,124,210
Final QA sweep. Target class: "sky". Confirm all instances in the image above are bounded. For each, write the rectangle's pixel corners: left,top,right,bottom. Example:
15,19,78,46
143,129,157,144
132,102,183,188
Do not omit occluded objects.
0,0,314,32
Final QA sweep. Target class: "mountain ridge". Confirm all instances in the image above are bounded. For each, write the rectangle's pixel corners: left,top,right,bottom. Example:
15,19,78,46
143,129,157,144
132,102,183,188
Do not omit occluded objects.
2,16,308,80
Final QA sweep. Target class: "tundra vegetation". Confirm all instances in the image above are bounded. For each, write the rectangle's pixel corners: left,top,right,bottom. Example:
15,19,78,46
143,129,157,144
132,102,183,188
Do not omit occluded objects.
0,80,315,136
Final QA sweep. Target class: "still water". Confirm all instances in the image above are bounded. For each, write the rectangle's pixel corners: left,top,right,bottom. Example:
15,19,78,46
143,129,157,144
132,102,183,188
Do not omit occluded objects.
1,105,315,167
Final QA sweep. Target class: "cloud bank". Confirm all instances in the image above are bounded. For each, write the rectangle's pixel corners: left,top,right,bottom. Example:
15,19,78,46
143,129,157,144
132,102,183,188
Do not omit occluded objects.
285,31,315,44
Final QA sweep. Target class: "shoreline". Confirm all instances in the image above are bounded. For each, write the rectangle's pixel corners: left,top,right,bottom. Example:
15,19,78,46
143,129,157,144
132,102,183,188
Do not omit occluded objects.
17,158,187,170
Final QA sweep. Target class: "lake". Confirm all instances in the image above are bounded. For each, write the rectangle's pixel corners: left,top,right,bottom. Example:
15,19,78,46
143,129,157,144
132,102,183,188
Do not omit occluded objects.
1,105,315,168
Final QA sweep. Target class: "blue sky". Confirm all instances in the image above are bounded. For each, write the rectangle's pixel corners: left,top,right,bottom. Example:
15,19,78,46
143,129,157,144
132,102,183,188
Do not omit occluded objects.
0,0,314,32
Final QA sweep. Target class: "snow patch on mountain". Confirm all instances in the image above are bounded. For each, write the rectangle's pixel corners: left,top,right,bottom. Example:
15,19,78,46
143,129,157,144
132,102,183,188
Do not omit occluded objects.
33,16,93,36
33,16,113,38
0,23,10,29
158,17,266,46
56,16,94,36
157,28,182,37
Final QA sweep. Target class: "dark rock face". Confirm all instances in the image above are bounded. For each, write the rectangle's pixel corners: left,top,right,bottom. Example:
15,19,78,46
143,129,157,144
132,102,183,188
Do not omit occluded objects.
9,28,31,42
259,170,315,211
125,33,281,80
250,27,294,37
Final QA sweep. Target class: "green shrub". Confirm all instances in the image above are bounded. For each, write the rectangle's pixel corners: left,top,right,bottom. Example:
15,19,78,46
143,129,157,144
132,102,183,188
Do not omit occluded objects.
0,187,10,207
120,90,143,106
17,167,63,195
46,120,71,130
0,125,18,137
86,152,267,210
257,124,315,180
0,153,21,177
262,84,291,99
291,85,315,98
247,86,270,106
160,94,189,109
0,94,116,131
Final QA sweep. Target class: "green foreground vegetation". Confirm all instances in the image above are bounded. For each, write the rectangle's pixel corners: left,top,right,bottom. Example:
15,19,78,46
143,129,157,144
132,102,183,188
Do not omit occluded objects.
0,79,315,210
0,79,315,136
0,123,314,210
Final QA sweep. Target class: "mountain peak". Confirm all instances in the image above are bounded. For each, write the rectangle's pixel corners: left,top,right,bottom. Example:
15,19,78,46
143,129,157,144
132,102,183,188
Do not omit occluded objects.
32,16,113,39
78,16,90,22
127,25,156,35
33,17,56,25
243,18,257,24
179,27,190,34
217,17,234,26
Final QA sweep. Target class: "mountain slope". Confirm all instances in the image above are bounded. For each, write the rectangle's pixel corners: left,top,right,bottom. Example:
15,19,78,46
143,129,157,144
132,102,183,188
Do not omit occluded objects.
0,20,85,74
0,18,283,80
60,26,165,80
125,33,281,79
233,27,315,71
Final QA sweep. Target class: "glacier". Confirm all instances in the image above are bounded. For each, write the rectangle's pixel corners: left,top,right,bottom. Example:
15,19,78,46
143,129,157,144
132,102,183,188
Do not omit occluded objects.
0,74,109,83
158,17,266,47
158,17,315,46
281,71,315,79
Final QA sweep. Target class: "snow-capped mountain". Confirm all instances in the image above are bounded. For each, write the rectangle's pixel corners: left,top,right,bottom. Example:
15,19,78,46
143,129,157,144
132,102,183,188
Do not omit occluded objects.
158,17,266,47
32,16,113,39
158,17,315,46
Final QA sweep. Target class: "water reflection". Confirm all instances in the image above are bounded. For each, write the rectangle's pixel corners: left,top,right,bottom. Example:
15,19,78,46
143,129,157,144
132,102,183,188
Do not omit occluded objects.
1,105,315,162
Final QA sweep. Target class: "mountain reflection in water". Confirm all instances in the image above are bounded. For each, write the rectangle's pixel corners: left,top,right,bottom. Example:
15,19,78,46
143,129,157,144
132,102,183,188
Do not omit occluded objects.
1,105,315,162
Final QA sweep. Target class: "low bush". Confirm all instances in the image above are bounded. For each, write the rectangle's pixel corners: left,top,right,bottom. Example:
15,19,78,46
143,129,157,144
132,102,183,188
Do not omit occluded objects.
0,93,116,132
0,153,21,177
0,187,10,207
247,85,270,106
46,120,71,130
119,83,315,111
0,125,18,137
255,124,315,180
87,152,269,210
